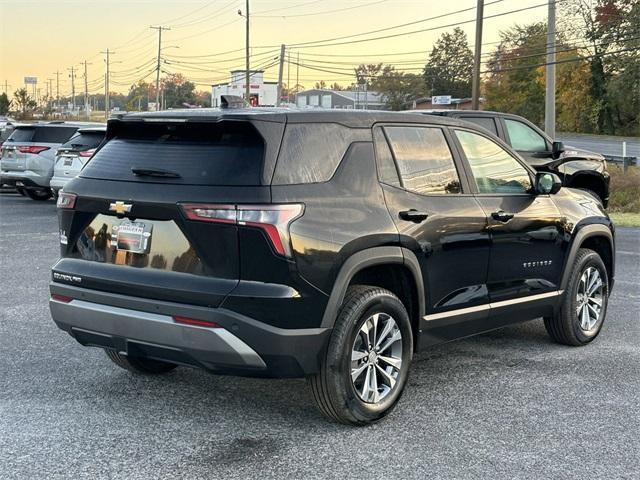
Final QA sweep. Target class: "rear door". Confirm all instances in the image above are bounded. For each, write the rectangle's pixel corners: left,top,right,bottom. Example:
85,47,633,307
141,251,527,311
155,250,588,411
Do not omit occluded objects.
374,124,491,343
54,130,105,178
451,127,565,303
56,119,275,307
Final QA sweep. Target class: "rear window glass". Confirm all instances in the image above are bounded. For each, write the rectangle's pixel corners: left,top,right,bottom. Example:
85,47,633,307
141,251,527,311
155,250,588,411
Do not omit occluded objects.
8,127,35,142
272,123,370,185
461,117,498,136
61,131,105,150
81,121,265,186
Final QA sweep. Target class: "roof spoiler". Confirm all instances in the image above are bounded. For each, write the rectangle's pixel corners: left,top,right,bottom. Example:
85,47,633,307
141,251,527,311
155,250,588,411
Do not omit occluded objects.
220,95,247,109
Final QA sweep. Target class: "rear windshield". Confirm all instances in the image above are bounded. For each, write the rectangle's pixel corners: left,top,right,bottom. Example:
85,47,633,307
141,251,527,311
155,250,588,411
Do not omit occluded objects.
61,131,105,151
8,126,78,144
81,121,265,185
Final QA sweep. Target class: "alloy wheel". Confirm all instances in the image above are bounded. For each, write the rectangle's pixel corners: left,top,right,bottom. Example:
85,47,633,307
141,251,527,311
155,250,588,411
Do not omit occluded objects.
576,266,604,332
351,312,403,404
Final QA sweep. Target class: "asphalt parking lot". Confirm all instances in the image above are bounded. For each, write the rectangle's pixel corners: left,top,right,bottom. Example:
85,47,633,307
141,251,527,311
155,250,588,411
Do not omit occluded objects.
1,192,638,480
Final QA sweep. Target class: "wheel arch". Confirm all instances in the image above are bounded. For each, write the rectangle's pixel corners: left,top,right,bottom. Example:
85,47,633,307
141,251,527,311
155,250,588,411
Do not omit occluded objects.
560,223,615,291
320,247,425,341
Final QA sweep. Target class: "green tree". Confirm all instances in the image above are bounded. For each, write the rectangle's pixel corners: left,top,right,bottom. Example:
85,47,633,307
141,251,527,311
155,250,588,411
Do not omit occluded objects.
126,80,154,111
483,23,548,126
371,66,427,110
354,63,383,87
424,27,473,98
561,0,639,134
13,88,37,115
0,93,11,115
161,73,196,108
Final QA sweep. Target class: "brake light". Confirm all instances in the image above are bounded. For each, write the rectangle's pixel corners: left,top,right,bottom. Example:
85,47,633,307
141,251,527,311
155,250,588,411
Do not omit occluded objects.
172,316,221,328
51,294,73,303
57,192,77,209
78,148,96,158
17,145,50,154
180,203,304,257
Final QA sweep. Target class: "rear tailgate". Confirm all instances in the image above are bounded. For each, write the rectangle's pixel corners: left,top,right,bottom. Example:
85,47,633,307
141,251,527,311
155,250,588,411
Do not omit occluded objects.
54,119,280,307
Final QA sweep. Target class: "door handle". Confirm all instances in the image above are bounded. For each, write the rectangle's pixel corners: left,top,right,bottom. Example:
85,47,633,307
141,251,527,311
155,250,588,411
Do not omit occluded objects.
491,210,515,222
399,209,429,223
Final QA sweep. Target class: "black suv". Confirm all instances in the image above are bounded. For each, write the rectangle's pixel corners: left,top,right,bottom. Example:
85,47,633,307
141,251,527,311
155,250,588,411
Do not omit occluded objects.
50,109,615,425
415,110,610,206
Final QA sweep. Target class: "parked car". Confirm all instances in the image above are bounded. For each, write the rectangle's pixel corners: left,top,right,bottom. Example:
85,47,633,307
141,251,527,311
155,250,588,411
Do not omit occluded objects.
50,108,614,425
0,116,17,143
50,126,106,195
0,121,103,200
412,110,610,206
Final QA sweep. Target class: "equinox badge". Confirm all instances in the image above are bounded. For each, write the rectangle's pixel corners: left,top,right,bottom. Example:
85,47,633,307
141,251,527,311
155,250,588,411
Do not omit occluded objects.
109,201,132,215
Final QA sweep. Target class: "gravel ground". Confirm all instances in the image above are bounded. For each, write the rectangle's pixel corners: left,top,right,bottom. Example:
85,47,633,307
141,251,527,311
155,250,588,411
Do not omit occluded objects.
1,192,639,480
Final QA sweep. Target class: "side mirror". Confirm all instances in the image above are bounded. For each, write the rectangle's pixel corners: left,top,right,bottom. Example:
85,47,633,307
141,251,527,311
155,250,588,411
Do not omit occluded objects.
552,140,565,159
536,172,562,195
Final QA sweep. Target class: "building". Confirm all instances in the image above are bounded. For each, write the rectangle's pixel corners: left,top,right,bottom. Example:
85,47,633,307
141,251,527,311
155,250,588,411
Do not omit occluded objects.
411,97,479,110
211,70,278,107
294,89,387,110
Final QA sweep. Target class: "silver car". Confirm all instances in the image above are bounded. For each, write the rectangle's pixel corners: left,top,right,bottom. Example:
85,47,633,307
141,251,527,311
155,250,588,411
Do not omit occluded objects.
50,126,106,194
0,122,102,200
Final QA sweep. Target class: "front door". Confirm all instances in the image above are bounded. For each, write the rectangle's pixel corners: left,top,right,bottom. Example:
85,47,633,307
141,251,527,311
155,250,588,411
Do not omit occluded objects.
374,125,491,345
451,128,566,303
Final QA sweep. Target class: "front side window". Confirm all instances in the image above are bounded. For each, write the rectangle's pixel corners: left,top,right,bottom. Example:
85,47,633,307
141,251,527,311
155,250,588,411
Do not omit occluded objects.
385,126,461,195
455,130,532,194
504,119,547,152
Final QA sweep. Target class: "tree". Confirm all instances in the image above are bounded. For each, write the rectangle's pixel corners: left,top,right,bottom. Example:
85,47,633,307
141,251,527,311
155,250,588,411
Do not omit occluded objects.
0,93,11,115
13,88,37,115
126,80,154,111
483,23,548,125
354,63,383,87
161,73,196,108
560,0,637,134
371,66,427,110
424,27,474,98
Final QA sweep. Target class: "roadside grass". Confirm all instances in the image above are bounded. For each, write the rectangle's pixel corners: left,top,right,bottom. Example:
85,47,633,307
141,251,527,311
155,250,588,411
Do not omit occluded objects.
608,165,640,226
609,212,640,227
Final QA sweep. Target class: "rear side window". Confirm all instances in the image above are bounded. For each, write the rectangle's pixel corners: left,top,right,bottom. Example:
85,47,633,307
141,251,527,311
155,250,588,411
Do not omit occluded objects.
81,121,265,186
7,127,35,142
373,127,400,187
461,116,498,136
33,126,78,143
61,131,105,150
272,123,369,185
384,126,461,195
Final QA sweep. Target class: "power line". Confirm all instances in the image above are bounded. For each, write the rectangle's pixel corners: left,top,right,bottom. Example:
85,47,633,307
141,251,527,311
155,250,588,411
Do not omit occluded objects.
254,0,391,18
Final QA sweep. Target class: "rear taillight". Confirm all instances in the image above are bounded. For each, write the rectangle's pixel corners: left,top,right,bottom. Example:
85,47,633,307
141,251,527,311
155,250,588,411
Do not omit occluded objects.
180,203,304,258
78,148,96,158
17,145,50,154
57,192,77,209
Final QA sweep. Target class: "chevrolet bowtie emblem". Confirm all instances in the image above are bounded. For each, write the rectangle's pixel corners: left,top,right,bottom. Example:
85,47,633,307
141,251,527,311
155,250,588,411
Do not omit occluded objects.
109,201,132,215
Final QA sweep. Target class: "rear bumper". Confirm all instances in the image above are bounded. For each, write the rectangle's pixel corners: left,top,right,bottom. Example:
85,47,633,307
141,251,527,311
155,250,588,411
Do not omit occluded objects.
50,175,70,191
49,282,331,378
1,170,50,188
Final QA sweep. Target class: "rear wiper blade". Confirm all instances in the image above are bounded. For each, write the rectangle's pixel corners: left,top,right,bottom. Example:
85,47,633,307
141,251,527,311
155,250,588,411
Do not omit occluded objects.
131,167,181,178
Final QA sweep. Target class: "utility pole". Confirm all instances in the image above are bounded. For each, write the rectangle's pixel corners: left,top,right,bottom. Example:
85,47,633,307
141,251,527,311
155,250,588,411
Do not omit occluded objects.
545,0,556,137
53,70,60,108
471,0,484,110
295,52,299,105
47,78,54,110
151,26,170,111
100,49,114,118
68,66,76,113
286,51,291,104
243,1,250,101
83,60,91,118
276,44,286,106
2,80,10,95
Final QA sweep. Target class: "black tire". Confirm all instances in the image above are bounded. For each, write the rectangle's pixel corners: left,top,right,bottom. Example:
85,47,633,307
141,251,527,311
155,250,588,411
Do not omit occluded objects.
16,187,26,196
544,248,609,346
104,349,178,374
24,188,52,201
308,285,413,425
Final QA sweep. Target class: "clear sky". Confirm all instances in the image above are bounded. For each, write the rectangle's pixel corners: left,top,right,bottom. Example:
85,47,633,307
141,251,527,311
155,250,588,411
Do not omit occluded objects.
0,0,550,97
